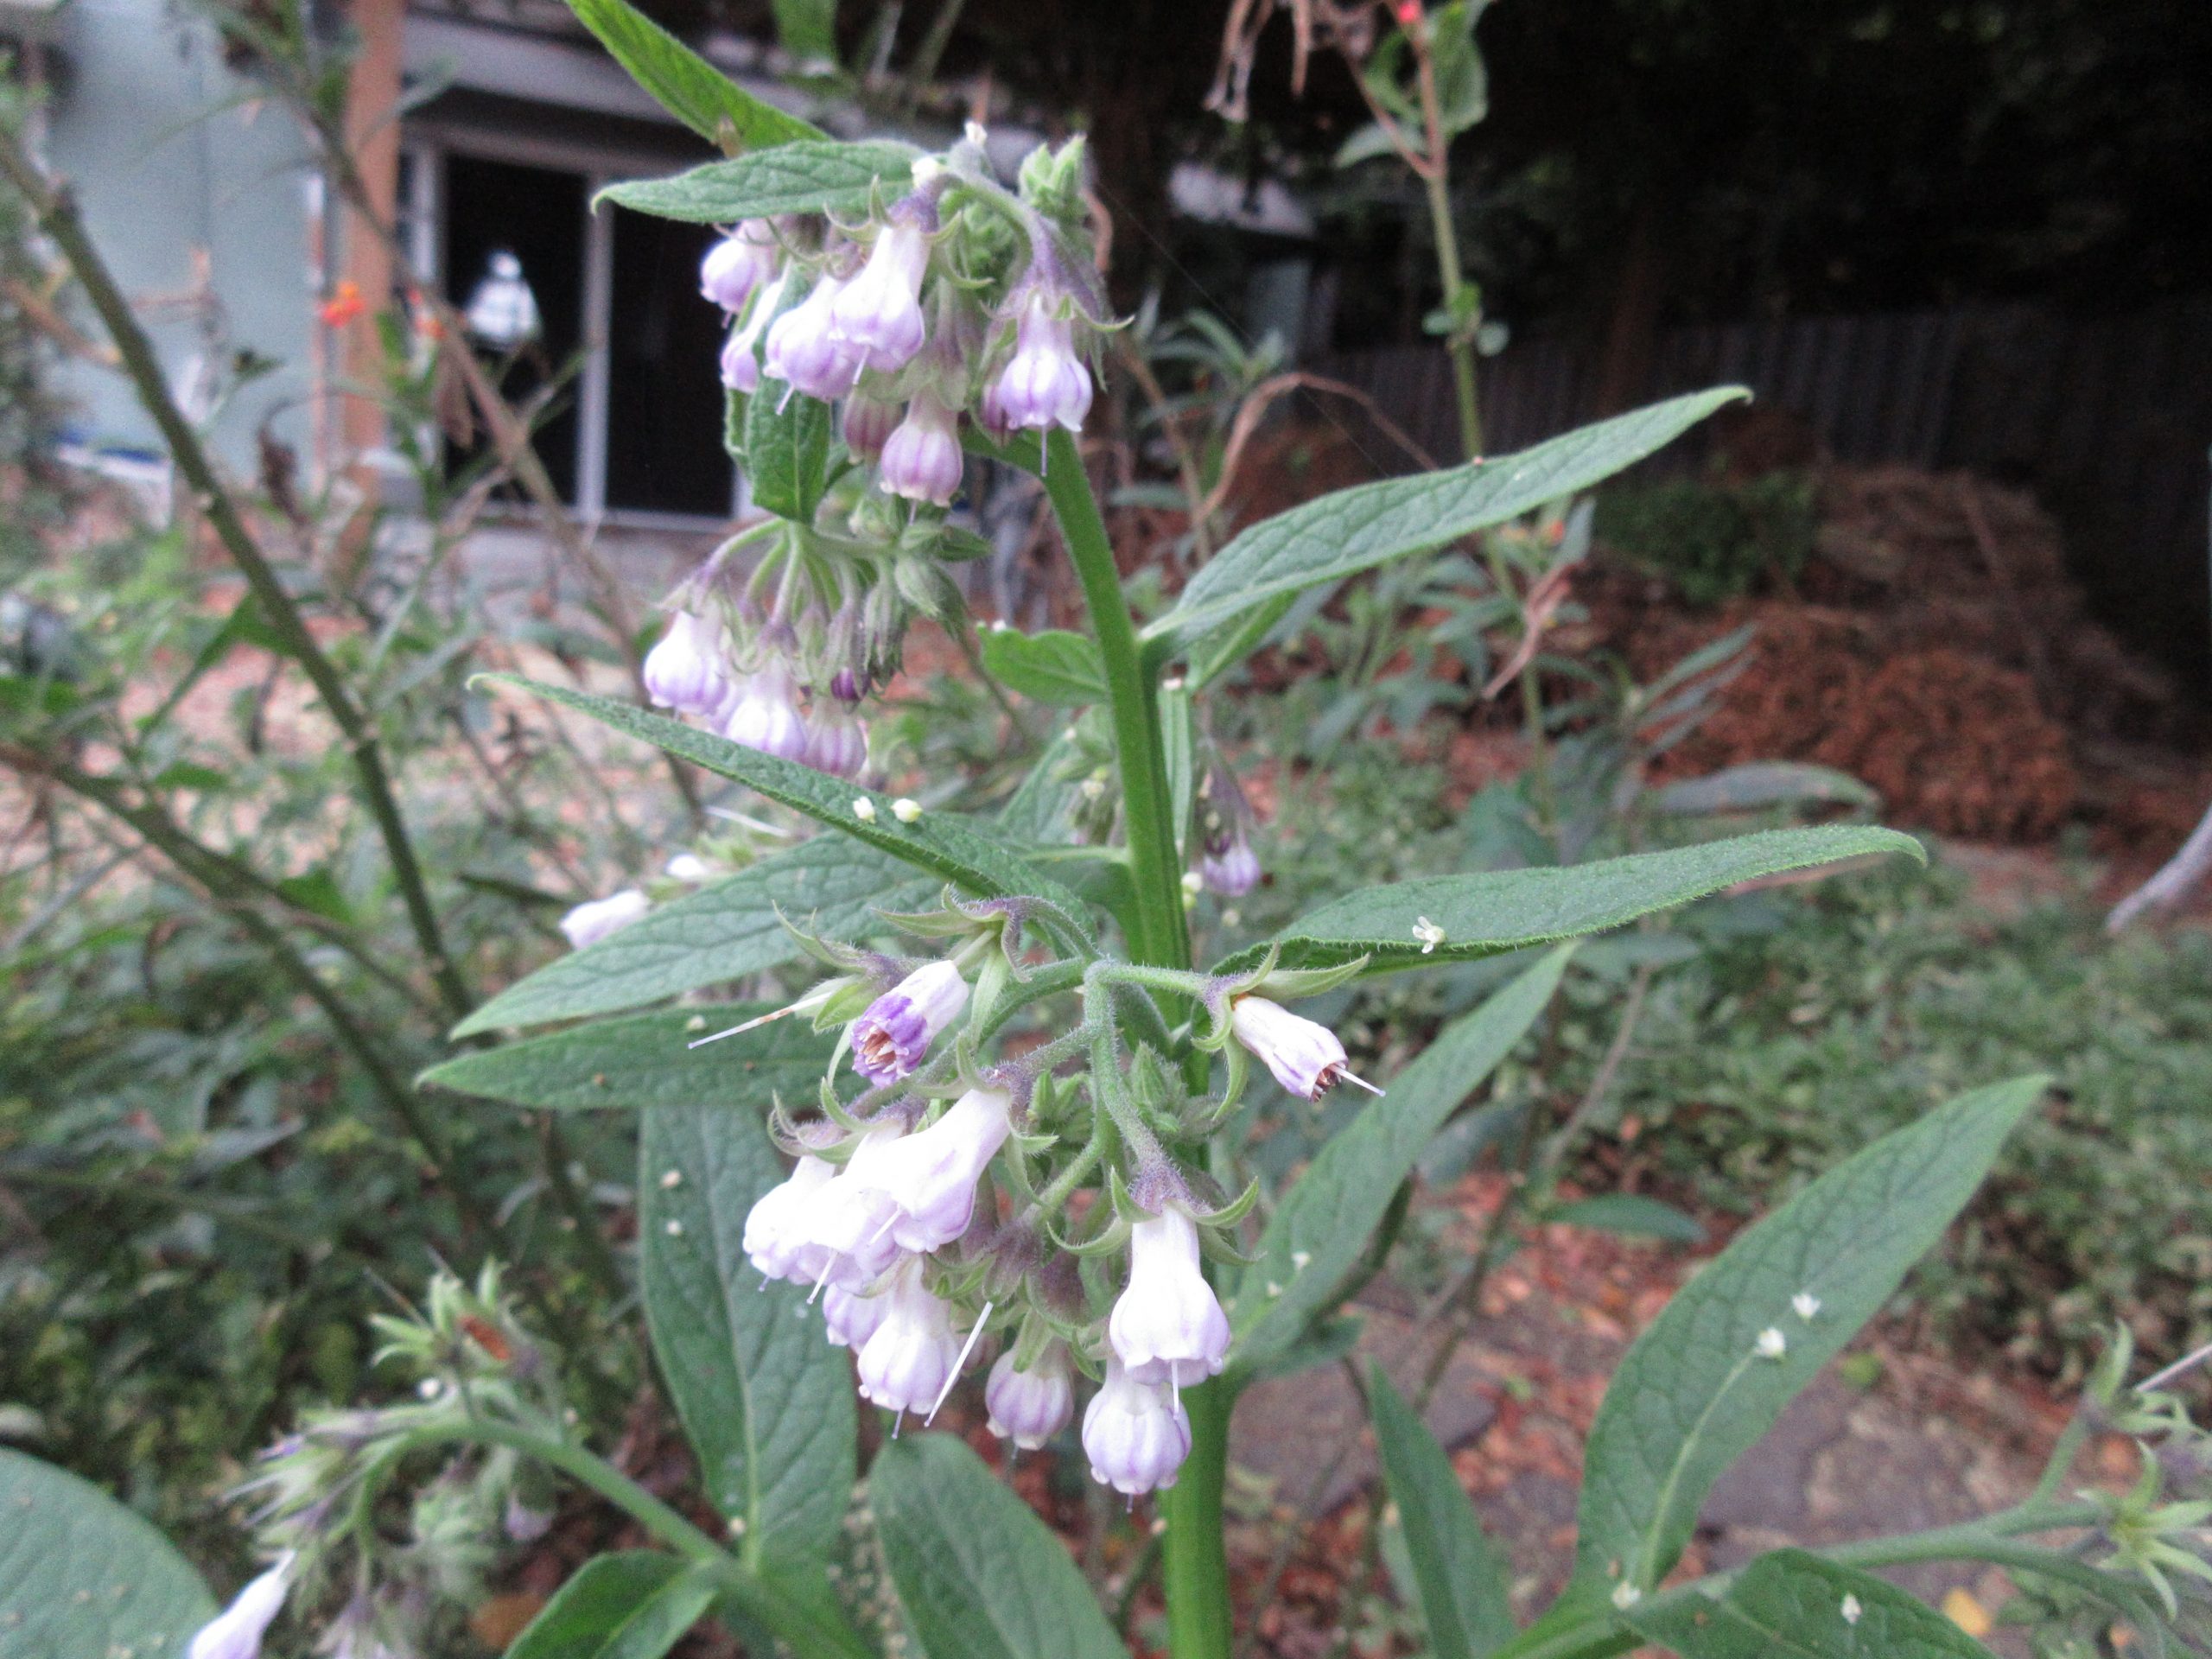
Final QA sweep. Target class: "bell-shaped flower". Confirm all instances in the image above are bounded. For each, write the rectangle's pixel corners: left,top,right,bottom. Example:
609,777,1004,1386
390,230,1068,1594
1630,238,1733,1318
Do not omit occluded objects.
559,888,649,950
720,273,786,394
872,1084,1013,1253
1107,1207,1230,1388
804,704,870,779
829,219,931,372
995,291,1092,433
742,1154,836,1282
1229,995,1378,1102
841,391,903,461
855,1256,961,1415
642,609,730,716
1198,834,1260,897
700,220,779,314
765,272,861,400
722,662,810,762
1081,1359,1191,1496
877,391,964,506
188,1553,296,1659
823,1280,892,1349
849,959,969,1085
975,373,1017,443
986,1342,1074,1449
800,1123,912,1288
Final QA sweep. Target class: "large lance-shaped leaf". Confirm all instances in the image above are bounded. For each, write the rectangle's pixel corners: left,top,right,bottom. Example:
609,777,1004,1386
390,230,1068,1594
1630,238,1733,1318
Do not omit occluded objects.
600,141,918,223
423,1007,836,1111
1228,947,1569,1376
640,1104,855,1566
454,837,924,1035
1626,1549,1995,1658
505,1553,721,1659
871,1435,1125,1659
1147,388,1747,653
566,0,822,148
0,1448,215,1659
1369,1367,1516,1659
1570,1075,2046,1605
1214,826,1923,977
476,675,1094,944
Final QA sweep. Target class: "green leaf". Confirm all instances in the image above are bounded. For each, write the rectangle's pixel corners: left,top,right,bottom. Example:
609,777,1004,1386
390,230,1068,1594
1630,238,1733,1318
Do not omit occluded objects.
1649,762,1878,817
1229,947,1569,1376
1625,1549,1994,1658
771,0,839,63
455,838,923,1034
641,1105,855,1564
1217,826,1923,977
1550,1193,1705,1244
475,675,1094,944
506,1553,721,1659
565,0,822,148
977,626,1105,705
1571,1076,2046,1604
0,1446,215,1659
871,1435,1125,1659
1368,1367,1515,1659
423,1006,836,1111
1150,390,1747,655
598,141,914,223
743,376,834,521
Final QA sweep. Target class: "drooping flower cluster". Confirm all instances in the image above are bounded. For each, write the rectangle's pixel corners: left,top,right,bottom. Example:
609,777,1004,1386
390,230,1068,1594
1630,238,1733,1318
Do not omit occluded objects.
645,130,1109,777
734,902,1377,1498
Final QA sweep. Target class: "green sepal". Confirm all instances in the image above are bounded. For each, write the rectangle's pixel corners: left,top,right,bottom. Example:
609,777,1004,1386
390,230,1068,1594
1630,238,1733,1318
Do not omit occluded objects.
1247,955,1372,1001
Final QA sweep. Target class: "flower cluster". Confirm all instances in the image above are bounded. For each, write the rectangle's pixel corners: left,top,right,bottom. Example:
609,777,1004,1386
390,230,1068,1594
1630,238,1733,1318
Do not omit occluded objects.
647,130,1109,776
737,910,1376,1498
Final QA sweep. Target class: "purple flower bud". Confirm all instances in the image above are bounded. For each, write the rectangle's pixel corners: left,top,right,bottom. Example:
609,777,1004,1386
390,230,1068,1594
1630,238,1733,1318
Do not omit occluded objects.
823,1281,892,1349
765,272,863,401
995,292,1093,433
829,219,931,372
849,959,969,1085
742,1154,836,1282
1229,996,1379,1102
877,390,964,506
1108,1208,1231,1388
700,220,779,314
976,373,1018,443
1198,836,1260,897
1081,1359,1191,1496
841,391,903,461
721,273,786,394
831,666,865,704
805,706,870,779
188,1553,295,1659
855,1257,962,1415
558,888,649,950
504,1493,554,1542
642,610,731,716
722,663,810,762
871,1085,1014,1253
986,1342,1074,1449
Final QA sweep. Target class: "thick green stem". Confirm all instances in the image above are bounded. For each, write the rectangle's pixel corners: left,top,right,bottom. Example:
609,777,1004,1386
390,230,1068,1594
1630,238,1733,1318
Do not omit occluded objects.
1423,166,1483,464
1163,1379,1235,1659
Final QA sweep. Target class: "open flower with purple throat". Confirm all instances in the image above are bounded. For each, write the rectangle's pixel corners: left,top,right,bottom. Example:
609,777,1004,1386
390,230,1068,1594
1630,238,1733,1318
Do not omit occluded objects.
1107,1206,1230,1389
849,959,969,1085
1082,1359,1191,1496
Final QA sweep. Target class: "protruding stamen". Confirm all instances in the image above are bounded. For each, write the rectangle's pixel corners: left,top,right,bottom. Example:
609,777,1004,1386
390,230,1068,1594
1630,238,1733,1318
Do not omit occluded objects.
926,1298,994,1424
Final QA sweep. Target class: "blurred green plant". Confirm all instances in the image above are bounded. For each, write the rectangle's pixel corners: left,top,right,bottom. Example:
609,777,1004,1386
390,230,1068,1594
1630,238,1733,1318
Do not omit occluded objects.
1594,467,1818,606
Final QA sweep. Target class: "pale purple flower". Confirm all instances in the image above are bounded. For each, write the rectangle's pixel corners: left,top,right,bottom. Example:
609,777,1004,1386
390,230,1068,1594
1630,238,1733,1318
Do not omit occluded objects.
986,1342,1075,1449
764,272,862,400
742,1153,836,1282
504,1493,553,1541
804,705,870,779
855,1256,961,1415
1108,1207,1230,1389
841,391,903,461
828,219,931,372
558,888,649,950
995,291,1092,433
1198,837,1260,896
1229,996,1379,1102
188,1553,295,1659
871,1084,1013,1252
700,220,779,314
976,373,1017,444
664,853,713,883
642,609,730,716
720,273,785,393
722,662,810,762
877,390,964,506
800,1123,912,1288
849,959,969,1085
1081,1359,1191,1496
823,1281,892,1349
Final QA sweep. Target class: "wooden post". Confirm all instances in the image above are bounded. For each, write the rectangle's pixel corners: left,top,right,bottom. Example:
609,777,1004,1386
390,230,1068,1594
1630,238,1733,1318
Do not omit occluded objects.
334,0,405,468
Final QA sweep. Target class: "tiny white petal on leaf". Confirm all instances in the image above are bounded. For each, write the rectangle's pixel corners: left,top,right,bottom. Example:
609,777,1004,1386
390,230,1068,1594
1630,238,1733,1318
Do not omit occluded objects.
1611,1582,1643,1610
1266,1281,1283,1297
1756,1327,1788,1360
1412,916,1447,954
1290,1250,1312,1270
1793,1292,1821,1320
665,1219,684,1236
892,798,923,823
852,798,878,823
1840,1593,1862,1625
660,1169,683,1189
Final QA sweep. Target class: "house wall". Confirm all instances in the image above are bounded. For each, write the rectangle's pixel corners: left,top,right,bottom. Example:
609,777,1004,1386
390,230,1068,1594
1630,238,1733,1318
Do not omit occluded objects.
41,0,317,468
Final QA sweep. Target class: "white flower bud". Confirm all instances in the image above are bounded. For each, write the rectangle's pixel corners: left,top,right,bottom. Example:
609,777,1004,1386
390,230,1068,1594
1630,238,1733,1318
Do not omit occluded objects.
1228,995,1377,1102
558,888,650,950
855,1257,961,1415
741,1154,836,1282
721,662,810,762
828,219,931,372
188,1553,295,1659
1081,1359,1191,1496
986,1342,1074,1449
642,609,731,716
1108,1208,1230,1388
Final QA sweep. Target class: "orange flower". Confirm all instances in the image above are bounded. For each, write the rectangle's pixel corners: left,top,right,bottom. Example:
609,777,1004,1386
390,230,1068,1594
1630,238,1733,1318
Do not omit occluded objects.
319,279,366,328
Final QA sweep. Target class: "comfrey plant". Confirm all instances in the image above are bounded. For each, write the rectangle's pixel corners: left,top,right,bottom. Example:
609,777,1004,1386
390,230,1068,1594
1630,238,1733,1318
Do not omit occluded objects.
8,10,2206,1659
